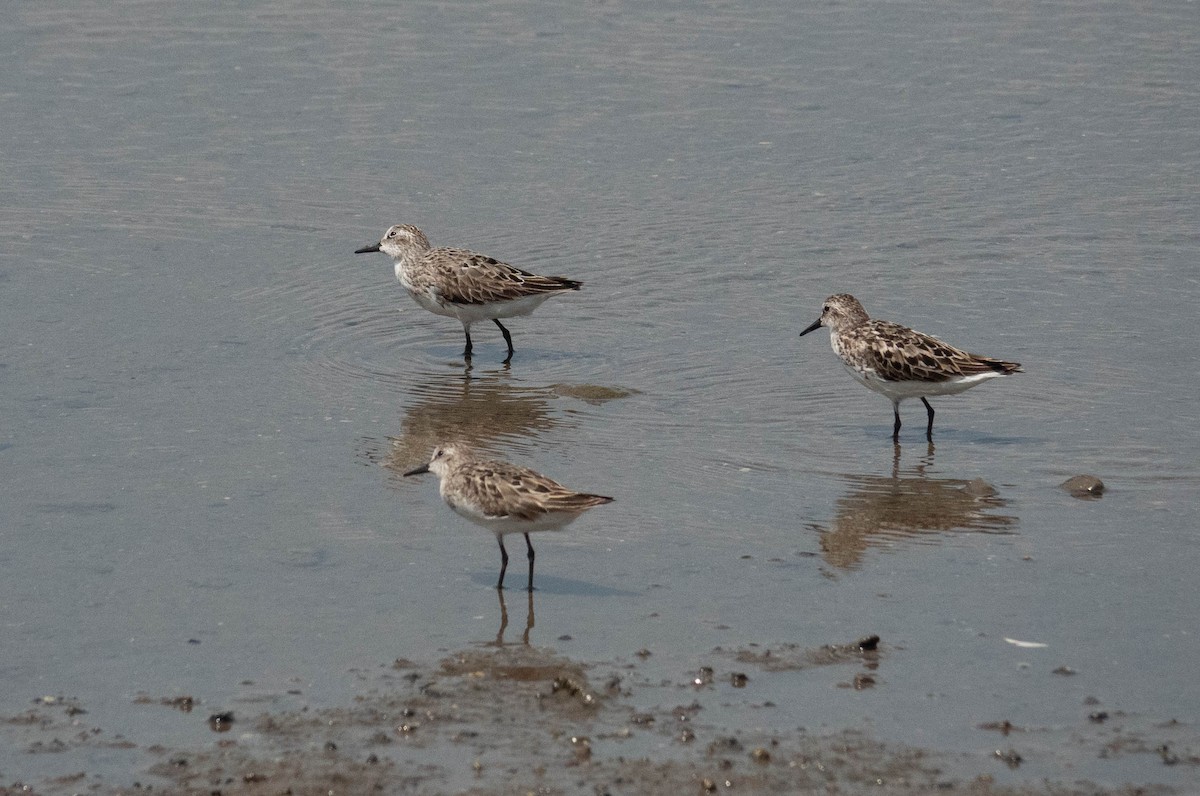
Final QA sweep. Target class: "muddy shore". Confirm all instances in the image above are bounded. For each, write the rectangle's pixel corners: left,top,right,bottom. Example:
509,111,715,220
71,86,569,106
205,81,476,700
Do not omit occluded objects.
3,631,1191,795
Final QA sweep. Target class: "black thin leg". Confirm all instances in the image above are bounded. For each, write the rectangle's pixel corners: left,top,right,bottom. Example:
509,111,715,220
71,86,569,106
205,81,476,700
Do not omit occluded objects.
524,532,536,592
892,403,902,441
493,319,515,362
496,536,508,590
463,327,473,360
921,397,935,440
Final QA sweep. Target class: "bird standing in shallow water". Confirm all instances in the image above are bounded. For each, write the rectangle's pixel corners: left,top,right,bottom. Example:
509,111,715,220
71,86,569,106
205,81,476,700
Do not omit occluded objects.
355,224,582,362
404,444,613,591
799,294,1022,440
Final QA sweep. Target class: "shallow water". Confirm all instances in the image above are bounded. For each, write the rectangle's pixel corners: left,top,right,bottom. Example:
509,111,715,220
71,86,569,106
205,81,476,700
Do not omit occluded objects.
2,0,1198,789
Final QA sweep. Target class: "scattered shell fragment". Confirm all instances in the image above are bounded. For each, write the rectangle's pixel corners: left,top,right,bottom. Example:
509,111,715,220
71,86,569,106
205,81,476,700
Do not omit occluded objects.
1003,637,1048,649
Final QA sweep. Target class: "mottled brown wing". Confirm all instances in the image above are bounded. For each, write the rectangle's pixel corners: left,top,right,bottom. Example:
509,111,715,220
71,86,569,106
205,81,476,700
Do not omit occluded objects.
426,248,582,306
460,461,612,521
854,321,1018,382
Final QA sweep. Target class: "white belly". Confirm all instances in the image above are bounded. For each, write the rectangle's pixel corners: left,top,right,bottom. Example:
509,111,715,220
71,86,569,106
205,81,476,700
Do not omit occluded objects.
846,364,1005,402
397,268,554,325
446,293,556,323
446,496,579,536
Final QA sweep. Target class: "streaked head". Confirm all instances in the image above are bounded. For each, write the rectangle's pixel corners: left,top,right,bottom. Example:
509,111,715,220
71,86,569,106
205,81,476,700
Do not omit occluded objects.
799,293,870,337
403,443,467,478
354,224,432,258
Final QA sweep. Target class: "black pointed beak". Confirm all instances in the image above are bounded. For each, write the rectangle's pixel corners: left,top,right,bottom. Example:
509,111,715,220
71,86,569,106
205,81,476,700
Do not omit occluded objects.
799,318,823,337
403,463,430,477
355,242,382,254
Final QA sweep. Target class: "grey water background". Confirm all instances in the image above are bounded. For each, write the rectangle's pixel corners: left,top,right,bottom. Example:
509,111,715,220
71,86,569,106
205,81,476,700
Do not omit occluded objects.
3,0,1199,787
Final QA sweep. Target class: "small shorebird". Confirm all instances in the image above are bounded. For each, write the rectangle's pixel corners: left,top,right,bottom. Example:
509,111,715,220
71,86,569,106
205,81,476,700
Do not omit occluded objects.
404,444,613,591
799,294,1021,440
355,224,582,362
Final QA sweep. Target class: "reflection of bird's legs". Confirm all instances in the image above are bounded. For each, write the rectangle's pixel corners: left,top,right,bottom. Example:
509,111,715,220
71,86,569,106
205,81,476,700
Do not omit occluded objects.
891,401,902,441
494,588,509,646
523,590,535,646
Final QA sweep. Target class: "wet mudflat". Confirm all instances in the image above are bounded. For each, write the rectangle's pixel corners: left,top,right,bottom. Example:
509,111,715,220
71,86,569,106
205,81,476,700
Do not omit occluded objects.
3,0,1200,792
3,626,1190,795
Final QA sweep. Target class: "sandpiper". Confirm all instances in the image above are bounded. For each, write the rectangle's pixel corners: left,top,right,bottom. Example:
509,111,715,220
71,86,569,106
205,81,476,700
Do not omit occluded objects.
799,294,1022,440
355,224,582,362
404,444,613,591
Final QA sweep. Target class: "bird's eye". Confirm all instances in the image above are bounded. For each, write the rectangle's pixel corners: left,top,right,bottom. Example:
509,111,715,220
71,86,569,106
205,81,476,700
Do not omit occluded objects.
823,305,830,313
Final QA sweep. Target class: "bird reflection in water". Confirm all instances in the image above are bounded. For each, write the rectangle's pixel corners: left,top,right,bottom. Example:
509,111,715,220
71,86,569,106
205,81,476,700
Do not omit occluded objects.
487,588,536,647
364,364,634,477
811,443,1017,570
365,364,568,476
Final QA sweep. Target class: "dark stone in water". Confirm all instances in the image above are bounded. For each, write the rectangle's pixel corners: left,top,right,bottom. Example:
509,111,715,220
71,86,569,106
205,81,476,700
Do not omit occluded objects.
1061,475,1105,498
207,711,234,732
963,478,998,498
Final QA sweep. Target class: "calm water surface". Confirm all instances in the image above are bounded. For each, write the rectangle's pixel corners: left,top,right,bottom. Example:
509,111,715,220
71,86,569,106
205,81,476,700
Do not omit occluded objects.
2,0,1198,788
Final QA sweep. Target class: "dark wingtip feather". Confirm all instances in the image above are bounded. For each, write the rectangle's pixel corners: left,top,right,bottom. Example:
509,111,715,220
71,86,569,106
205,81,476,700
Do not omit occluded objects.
570,493,614,508
993,360,1023,375
956,355,1022,377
